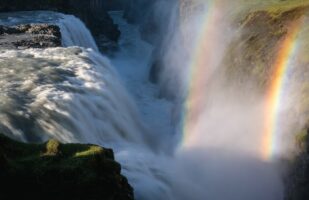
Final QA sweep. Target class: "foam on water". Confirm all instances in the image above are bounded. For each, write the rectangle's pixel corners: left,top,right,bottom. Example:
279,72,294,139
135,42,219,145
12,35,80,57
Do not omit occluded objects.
0,8,290,200
0,47,147,147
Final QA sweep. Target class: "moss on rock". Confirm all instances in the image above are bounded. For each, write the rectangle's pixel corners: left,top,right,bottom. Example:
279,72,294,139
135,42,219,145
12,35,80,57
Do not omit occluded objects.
0,133,134,200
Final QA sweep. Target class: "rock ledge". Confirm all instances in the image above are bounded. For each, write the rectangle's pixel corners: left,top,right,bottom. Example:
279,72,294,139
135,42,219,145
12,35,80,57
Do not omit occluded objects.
0,134,134,200
0,24,61,49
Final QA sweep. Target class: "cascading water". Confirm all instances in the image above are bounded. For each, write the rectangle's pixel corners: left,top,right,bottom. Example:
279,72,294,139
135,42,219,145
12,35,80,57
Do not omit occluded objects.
58,15,99,51
0,2,307,200
141,1,308,200
0,47,148,146
0,11,98,50
109,5,284,199
0,11,174,200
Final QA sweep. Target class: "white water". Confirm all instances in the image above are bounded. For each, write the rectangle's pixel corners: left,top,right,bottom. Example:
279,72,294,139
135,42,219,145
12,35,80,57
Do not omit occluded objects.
0,9,286,200
110,11,175,152
0,11,174,199
109,8,284,200
58,15,99,51
0,47,149,146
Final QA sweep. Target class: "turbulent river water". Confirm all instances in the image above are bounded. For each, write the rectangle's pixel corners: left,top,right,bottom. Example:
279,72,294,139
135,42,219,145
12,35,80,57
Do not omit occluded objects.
0,10,284,200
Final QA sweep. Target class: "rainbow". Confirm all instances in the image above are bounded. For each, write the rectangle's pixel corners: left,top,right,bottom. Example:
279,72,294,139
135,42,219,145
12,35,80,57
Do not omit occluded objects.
179,1,305,158
180,1,223,149
262,18,304,160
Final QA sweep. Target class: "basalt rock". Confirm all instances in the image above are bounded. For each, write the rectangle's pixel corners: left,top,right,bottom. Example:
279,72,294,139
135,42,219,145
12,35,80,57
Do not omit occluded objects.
0,24,61,49
0,133,134,200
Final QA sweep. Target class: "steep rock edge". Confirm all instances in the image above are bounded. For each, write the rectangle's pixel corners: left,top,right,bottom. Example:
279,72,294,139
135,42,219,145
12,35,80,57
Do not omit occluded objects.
286,128,309,200
0,24,61,49
0,133,134,200
0,0,121,52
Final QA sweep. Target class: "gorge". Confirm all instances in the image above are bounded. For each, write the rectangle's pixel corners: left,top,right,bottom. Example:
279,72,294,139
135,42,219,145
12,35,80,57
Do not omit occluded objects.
0,0,309,200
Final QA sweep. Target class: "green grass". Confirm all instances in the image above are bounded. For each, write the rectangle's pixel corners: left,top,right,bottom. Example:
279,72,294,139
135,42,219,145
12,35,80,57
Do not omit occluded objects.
232,0,309,21
239,0,309,10
0,133,132,199
0,133,114,168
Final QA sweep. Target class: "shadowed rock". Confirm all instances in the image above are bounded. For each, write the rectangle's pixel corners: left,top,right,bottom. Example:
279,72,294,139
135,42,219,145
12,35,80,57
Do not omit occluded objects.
0,24,61,49
0,133,134,200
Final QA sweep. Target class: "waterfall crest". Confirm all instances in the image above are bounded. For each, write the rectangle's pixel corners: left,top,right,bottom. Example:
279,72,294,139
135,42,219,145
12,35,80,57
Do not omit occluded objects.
0,11,150,148
58,15,99,51
0,47,147,147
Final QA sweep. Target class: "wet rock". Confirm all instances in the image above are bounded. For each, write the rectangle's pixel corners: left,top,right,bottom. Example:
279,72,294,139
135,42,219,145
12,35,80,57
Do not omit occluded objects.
0,24,61,49
149,59,164,83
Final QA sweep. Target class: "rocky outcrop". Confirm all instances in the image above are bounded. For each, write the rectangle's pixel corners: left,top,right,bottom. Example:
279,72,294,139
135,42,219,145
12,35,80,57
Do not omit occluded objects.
285,128,309,200
0,133,134,200
0,0,121,51
0,24,61,49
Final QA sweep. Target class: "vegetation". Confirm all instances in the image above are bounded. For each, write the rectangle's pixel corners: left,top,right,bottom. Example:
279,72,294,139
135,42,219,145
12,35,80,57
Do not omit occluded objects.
0,133,133,200
239,0,309,12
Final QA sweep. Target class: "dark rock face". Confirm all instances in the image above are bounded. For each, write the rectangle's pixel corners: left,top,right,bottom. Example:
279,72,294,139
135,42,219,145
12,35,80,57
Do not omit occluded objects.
67,0,121,52
0,24,61,49
124,0,155,24
124,0,175,44
0,0,121,51
64,0,120,40
0,133,134,200
149,59,164,83
103,0,127,10
285,128,309,200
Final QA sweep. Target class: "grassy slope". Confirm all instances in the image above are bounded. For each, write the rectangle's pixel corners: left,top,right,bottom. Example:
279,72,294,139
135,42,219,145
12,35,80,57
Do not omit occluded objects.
239,0,309,11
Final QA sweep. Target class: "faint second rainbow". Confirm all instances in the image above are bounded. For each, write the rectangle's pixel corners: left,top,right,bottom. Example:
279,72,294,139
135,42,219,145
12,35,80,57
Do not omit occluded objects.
180,0,224,149
262,17,305,160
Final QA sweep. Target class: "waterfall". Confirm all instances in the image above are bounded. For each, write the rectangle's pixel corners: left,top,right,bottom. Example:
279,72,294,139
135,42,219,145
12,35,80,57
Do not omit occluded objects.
0,11,99,51
0,11,152,148
58,15,99,51
0,47,148,147
1,4,305,200
0,11,172,199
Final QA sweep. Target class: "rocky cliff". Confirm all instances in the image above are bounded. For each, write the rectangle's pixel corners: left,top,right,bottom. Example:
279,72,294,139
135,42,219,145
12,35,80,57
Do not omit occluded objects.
0,133,134,200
